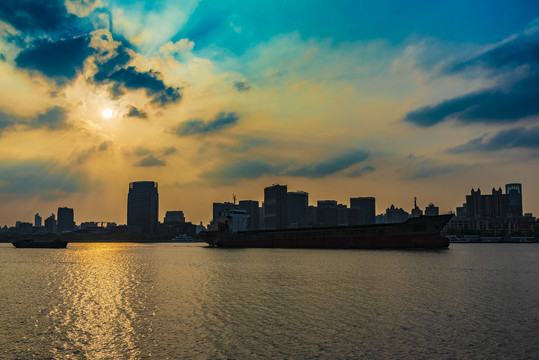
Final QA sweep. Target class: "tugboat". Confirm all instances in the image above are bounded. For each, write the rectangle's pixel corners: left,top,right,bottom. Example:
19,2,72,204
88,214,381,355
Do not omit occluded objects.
11,238,68,248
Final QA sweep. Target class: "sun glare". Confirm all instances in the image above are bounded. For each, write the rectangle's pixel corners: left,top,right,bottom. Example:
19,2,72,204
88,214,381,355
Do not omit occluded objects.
102,108,113,119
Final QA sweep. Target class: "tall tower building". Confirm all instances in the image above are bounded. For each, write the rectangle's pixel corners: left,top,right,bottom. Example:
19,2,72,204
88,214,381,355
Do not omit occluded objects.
287,191,308,227
239,200,260,230
127,181,159,233
35,213,42,227
505,183,523,217
264,184,287,230
57,207,75,232
350,197,376,225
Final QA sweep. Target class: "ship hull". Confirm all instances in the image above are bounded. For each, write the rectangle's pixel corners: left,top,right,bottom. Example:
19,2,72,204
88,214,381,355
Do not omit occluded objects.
12,239,68,248
203,215,453,249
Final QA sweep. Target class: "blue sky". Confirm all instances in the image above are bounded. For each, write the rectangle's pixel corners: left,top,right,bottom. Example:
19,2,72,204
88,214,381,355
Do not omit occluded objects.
0,0,538,224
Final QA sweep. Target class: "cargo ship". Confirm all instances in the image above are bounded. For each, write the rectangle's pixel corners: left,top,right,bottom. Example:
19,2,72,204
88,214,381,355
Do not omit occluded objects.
12,238,68,248
202,214,453,249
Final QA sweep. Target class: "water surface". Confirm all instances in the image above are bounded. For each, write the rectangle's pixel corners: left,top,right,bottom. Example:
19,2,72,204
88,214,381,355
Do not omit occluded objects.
1,243,538,359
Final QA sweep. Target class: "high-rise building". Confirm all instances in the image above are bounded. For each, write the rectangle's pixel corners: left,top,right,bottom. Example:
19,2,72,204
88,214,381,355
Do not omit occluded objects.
44,213,57,233
505,183,523,217
349,197,376,225
164,211,185,224
425,203,439,216
239,200,260,230
57,207,75,232
264,184,287,230
287,191,308,228
34,213,42,227
317,200,338,225
212,202,238,222
127,181,159,233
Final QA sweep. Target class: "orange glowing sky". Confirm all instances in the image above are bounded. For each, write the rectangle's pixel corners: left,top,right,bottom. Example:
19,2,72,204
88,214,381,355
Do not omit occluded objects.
0,1,538,226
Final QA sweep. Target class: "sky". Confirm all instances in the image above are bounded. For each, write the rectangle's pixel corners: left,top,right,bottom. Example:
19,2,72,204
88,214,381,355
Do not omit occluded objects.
0,0,538,226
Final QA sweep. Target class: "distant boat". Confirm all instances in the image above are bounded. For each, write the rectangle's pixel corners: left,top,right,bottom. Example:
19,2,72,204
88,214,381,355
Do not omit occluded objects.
11,238,68,248
170,234,197,242
202,214,453,249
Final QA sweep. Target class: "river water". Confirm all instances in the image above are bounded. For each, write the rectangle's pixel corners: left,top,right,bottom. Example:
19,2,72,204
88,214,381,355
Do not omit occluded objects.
1,242,538,359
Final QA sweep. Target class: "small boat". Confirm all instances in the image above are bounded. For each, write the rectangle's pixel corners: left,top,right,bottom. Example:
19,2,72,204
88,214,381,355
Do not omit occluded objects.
170,234,196,242
11,238,68,248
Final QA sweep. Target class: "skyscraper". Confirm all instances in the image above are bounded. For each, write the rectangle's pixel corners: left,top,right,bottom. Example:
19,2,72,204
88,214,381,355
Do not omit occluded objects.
505,183,523,217
127,181,159,233
239,200,260,230
57,207,75,232
264,184,287,230
34,213,42,227
287,191,308,227
349,197,376,225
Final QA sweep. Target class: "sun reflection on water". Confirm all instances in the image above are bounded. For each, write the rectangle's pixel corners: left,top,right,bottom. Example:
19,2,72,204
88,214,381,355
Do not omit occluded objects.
47,243,152,359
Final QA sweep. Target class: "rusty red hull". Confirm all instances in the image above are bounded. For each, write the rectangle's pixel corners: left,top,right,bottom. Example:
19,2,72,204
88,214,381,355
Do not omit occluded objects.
202,215,453,249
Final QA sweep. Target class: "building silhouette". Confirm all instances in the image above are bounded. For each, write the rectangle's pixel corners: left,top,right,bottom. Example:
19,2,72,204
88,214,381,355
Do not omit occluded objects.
287,191,308,228
264,184,287,230
127,181,159,233
425,203,439,216
164,211,185,224
349,197,376,225
44,214,57,233
57,207,75,232
411,197,423,218
505,183,523,217
212,202,238,223
239,200,260,230
34,213,42,227
317,200,338,226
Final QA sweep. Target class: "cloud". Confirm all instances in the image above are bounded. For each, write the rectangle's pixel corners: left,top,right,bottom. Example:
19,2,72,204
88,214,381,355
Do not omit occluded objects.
201,160,281,184
0,0,90,36
134,155,166,167
173,112,239,136
0,106,68,133
159,38,194,56
284,149,370,178
34,106,68,129
98,141,113,151
15,36,93,84
0,159,88,198
345,165,376,177
405,27,539,126
91,41,182,106
404,75,539,126
163,147,176,156
447,125,539,153
234,81,251,92
133,146,151,156
126,106,148,119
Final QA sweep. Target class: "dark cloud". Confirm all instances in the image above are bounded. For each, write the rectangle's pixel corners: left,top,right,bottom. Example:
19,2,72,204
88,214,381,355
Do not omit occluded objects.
0,159,88,198
126,106,148,119
234,81,251,92
445,30,539,75
34,106,68,129
405,164,467,180
163,147,176,156
0,106,68,133
345,165,375,177
284,150,370,178
447,125,539,153
201,160,281,184
15,36,93,84
93,59,182,106
98,141,112,151
134,155,166,167
405,28,539,126
133,146,151,156
174,112,239,136
0,0,90,36
0,54,5,62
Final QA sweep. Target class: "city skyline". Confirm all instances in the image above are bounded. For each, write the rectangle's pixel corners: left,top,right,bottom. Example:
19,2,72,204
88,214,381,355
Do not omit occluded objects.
0,1,538,226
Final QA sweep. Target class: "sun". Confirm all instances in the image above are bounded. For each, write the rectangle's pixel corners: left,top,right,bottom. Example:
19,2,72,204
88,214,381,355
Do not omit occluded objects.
102,108,113,119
